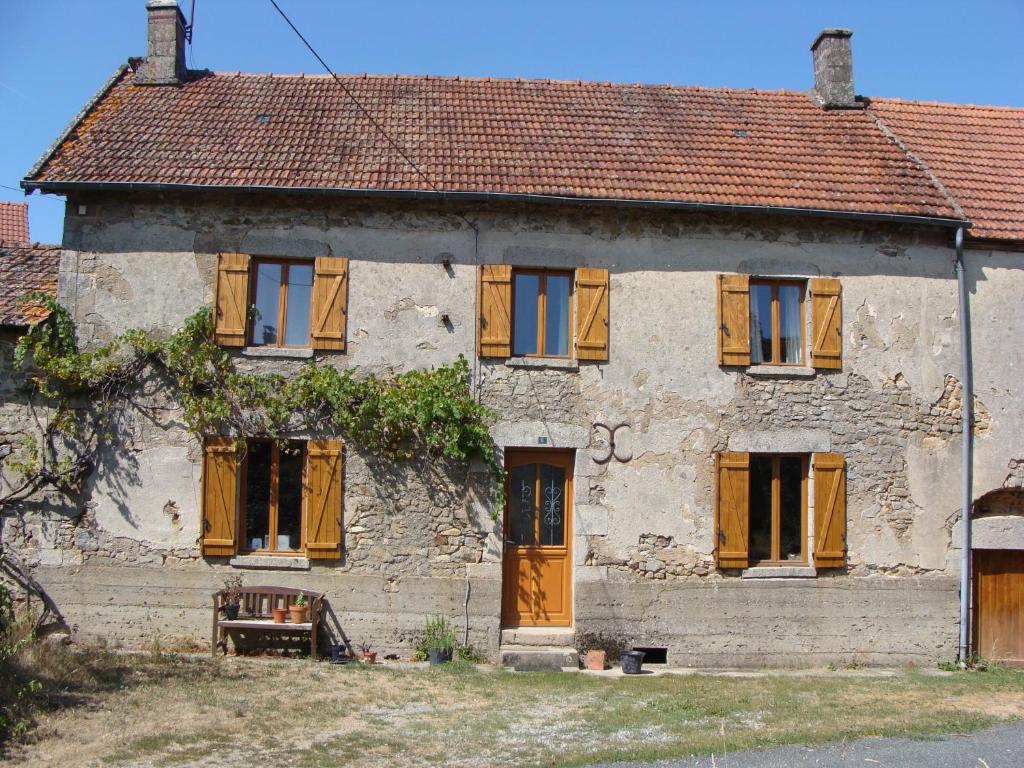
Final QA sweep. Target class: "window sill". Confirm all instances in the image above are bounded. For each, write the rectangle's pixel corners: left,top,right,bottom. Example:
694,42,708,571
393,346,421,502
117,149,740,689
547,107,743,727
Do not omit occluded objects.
505,357,579,371
229,555,311,570
746,365,815,378
741,566,817,579
242,347,314,360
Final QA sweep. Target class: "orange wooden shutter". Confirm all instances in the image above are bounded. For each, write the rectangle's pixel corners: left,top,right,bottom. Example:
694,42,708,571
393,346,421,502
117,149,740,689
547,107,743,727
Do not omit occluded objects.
213,253,250,347
306,440,343,560
813,453,846,568
575,267,610,361
478,264,512,357
810,277,842,369
717,274,751,366
715,451,750,569
311,256,349,351
201,437,239,556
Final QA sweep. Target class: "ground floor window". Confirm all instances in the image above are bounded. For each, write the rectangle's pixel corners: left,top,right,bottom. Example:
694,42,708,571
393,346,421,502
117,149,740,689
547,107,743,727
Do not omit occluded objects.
748,454,807,564
242,440,306,553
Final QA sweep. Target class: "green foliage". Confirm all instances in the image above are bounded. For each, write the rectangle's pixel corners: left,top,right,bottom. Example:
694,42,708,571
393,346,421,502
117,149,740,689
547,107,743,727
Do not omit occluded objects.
0,569,42,743
10,300,504,509
293,593,306,608
420,616,457,652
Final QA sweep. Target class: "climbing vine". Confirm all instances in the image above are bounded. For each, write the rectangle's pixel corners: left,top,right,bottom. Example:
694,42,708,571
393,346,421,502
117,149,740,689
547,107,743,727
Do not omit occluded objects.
4,293,503,514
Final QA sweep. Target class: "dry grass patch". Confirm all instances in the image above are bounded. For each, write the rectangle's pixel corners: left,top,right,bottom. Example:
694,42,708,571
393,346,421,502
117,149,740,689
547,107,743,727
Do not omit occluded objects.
3,649,1023,768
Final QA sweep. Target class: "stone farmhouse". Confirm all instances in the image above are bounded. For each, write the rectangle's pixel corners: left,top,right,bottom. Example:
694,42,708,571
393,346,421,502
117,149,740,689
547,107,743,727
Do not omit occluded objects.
6,1,1024,667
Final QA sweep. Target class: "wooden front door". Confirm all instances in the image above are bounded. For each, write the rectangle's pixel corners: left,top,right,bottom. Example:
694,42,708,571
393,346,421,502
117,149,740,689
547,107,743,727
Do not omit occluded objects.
501,449,573,627
974,549,1024,665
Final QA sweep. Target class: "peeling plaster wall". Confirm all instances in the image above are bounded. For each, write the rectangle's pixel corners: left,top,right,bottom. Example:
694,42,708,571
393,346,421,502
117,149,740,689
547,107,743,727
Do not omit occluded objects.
5,195,1022,665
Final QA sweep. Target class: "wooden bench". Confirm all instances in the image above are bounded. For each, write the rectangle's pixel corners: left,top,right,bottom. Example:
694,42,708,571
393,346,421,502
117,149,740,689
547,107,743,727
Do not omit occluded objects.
212,586,324,658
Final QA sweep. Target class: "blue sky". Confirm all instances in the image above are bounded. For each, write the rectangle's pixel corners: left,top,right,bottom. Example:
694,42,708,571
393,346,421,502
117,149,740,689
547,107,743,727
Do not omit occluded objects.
4,0,1022,244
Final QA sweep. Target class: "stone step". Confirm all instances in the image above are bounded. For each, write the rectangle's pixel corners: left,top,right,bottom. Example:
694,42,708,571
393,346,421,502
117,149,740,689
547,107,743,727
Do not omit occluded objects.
499,645,579,672
499,626,576,647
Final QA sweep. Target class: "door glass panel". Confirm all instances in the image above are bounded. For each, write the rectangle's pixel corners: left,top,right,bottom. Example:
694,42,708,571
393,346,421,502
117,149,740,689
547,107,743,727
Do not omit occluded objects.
513,273,540,356
252,263,282,345
749,455,772,561
284,264,313,346
539,464,566,546
544,275,571,356
778,284,802,364
278,444,304,550
244,442,272,550
749,284,772,364
779,456,803,560
508,464,536,545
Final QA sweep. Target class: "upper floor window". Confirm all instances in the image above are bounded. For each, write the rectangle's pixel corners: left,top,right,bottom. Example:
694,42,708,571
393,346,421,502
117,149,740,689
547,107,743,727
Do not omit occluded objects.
750,280,804,365
512,270,573,357
251,260,314,347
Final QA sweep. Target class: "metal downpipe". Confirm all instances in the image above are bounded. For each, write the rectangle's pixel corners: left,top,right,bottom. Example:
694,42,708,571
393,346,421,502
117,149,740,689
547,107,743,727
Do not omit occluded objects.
955,226,973,665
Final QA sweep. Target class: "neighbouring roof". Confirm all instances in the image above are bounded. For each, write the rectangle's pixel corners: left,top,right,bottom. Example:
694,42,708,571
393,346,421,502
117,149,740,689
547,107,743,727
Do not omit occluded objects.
866,99,1024,241
0,202,29,243
0,243,60,327
23,67,1023,240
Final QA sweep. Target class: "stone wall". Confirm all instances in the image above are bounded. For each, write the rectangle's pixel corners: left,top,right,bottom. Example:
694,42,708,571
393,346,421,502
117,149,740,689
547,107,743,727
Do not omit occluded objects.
3,193,1021,665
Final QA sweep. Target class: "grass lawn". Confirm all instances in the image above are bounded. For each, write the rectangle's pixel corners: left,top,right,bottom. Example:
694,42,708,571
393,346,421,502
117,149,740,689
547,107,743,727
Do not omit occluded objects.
5,648,1024,767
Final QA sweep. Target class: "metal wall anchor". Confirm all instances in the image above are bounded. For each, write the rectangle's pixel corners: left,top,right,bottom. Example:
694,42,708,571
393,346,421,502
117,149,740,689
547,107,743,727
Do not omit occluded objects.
592,421,632,464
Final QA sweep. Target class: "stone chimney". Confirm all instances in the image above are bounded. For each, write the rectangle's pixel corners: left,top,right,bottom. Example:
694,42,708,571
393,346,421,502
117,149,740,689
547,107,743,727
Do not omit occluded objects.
135,0,186,85
811,28,859,109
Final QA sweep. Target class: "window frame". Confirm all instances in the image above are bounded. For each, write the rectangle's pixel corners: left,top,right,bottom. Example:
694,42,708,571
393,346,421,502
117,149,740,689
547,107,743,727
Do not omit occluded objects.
749,279,807,366
510,268,575,359
248,257,315,348
748,453,808,566
239,439,308,555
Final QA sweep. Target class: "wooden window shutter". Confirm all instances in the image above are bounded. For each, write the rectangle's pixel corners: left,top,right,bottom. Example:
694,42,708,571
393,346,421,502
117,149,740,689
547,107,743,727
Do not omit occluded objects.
311,256,349,351
810,277,842,369
306,440,343,560
717,274,751,366
213,253,250,347
201,437,239,556
813,453,847,568
575,267,610,361
714,451,750,569
478,264,512,357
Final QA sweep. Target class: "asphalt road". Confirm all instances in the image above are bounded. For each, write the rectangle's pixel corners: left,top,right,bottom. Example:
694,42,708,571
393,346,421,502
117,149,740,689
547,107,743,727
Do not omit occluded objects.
592,722,1024,768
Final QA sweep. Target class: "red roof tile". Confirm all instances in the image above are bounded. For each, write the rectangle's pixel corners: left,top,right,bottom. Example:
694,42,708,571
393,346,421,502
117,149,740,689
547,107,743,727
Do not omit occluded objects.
0,243,60,327
26,69,964,223
0,202,29,243
868,98,1024,241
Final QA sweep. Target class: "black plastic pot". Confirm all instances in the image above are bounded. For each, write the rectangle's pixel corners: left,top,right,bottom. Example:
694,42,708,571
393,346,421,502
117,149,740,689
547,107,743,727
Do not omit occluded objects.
621,650,645,674
428,648,453,665
224,603,240,620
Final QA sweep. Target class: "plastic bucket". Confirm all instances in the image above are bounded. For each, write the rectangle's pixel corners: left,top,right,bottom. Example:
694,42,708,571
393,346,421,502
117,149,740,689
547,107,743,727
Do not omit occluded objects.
621,650,645,674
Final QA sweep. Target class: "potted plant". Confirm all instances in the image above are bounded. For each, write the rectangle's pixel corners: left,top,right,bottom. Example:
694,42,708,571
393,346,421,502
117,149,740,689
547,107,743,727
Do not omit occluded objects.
584,649,606,671
272,602,288,623
222,575,244,620
360,642,377,665
289,593,308,624
423,616,456,665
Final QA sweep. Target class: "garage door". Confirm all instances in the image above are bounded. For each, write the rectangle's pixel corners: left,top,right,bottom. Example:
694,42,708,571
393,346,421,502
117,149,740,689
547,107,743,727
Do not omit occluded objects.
973,549,1024,665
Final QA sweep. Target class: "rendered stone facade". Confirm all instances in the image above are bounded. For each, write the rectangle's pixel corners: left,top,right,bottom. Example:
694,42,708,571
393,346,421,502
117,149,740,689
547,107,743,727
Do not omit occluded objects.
2,194,1021,666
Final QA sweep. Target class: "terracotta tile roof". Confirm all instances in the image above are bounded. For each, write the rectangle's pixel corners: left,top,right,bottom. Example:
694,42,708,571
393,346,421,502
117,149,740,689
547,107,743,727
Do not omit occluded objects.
868,98,1024,241
0,202,29,243
0,243,60,327
26,69,964,223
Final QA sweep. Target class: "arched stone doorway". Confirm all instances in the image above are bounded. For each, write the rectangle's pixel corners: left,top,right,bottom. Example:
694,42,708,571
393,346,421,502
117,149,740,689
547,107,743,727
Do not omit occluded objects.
972,488,1024,665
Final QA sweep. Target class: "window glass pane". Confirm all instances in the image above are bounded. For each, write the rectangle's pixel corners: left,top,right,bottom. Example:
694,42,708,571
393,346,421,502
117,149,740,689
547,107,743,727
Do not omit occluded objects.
277,443,304,551
778,285,803,364
244,442,272,550
252,263,282,345
508,464,536,546
749,455,773,562
284,264,313,346
749,284,773,364
539,464,566,546
779,456,804,561
544,275,571,356
513,273,539,356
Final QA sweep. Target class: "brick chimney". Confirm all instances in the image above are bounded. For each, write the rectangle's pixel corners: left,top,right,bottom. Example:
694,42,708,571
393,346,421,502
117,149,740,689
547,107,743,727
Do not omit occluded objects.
811,28,859,109
135,0,186,85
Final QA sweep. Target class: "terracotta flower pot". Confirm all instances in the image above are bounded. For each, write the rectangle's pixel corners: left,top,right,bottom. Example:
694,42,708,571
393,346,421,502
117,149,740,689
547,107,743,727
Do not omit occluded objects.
272,607,288,624
289,605,308,624
363,651,377,665
585,649,606,671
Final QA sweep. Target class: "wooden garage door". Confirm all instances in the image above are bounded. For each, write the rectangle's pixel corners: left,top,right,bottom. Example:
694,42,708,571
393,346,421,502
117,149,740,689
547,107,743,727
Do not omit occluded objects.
973,549,1024,665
